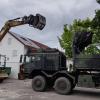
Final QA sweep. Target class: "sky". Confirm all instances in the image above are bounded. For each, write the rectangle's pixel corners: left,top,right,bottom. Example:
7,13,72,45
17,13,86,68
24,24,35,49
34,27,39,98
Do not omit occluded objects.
0,0,100,50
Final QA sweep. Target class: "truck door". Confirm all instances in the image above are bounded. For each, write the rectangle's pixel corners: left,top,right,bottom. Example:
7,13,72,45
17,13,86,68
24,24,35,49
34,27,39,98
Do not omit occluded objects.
33,54,43,69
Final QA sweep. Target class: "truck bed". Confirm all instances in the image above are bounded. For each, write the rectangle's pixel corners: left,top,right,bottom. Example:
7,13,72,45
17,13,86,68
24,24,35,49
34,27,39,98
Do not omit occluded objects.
75,54,100,70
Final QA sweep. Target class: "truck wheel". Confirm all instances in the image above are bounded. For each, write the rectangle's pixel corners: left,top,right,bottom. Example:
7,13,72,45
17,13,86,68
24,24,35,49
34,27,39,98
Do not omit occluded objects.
54,77,72,95
32,75,47,92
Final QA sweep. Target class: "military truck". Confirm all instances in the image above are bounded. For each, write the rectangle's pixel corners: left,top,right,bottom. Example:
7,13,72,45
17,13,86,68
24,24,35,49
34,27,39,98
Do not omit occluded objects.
19,31,100,95
0,55,11,83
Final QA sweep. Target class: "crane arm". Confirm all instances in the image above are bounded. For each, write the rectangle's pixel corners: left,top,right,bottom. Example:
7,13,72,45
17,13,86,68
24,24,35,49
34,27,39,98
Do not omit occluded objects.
0,20,25,41
0,14,46,41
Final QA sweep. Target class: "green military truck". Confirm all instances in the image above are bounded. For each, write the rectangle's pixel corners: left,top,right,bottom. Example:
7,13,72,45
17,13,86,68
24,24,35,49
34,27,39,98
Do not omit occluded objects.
19,31,100,95
0,55,11,83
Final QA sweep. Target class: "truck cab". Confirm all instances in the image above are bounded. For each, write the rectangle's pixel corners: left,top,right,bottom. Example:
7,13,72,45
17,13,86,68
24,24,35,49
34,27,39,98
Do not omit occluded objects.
19,49,75,94
19,49,67,78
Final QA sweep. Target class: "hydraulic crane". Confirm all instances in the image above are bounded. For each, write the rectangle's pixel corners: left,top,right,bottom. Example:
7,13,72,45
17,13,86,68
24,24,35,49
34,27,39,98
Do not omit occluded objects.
0,13,46,83
0,14,46,41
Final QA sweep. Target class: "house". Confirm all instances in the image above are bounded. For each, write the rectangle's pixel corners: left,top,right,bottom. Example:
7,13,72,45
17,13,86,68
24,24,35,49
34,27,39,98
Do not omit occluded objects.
0,31,50,79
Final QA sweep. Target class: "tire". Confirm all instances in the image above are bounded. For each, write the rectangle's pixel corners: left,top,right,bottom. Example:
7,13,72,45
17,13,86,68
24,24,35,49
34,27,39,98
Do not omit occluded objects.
32,75,47,92
54,77,72,95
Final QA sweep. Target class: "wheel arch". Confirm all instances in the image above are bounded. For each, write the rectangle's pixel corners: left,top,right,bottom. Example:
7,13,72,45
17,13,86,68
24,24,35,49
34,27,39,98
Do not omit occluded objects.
53,71,75,85
29,70,49,79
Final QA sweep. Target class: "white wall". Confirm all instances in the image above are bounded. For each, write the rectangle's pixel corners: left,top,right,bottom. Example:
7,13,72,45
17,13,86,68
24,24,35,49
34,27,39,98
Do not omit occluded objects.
0,33,27,78
66,59,73,71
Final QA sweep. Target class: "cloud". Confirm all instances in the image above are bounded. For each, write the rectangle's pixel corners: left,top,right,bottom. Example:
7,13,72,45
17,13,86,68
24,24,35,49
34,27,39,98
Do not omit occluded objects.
0,0,99,49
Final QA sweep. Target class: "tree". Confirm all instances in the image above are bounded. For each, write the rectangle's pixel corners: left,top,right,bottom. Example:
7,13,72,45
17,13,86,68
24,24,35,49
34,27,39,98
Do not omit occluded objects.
59,1,100,58
59,25,73,57
59,18,100,58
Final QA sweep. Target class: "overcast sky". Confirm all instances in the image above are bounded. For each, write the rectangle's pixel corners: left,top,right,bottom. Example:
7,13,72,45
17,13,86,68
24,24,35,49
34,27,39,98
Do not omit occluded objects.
0,0,100,50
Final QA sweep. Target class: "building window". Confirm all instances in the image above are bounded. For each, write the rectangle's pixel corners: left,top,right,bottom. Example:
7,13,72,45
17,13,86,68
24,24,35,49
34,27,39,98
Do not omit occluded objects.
12,50,17,57
8,38,12,45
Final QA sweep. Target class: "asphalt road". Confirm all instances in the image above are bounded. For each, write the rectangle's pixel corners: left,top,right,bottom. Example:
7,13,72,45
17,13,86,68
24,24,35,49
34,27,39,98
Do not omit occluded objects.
0,79,100,100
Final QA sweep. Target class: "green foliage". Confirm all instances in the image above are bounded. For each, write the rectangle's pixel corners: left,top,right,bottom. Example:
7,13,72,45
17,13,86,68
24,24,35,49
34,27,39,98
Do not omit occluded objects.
84,44,100,55
92,10,100,43
59,1,100,58
92,10,100,29
59,17,100,58
59,25,73,57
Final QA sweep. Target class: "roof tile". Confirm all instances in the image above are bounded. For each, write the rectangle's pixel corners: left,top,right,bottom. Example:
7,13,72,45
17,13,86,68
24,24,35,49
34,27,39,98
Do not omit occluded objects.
8,31,50,49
